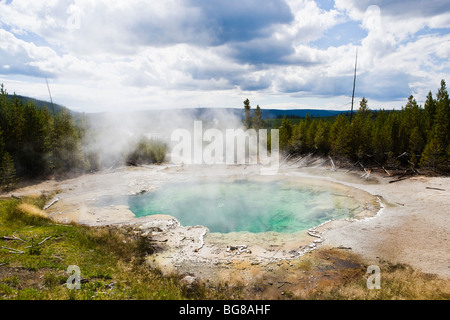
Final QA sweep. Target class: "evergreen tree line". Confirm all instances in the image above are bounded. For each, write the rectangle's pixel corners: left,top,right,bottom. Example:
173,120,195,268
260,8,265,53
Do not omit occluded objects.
1,77,448,191
0,84,87,190
244,79,450,173
0,84,168,191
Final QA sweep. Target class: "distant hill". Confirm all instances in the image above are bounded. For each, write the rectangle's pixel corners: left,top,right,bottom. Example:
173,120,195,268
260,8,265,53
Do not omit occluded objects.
258,109,348,119
6,94,77,115
6,93,349,121
119,107,349,120
177,107,349,119
85,107,351,138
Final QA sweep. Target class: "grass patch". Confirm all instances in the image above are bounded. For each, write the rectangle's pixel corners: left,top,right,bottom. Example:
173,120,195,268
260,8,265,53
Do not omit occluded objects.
0,195,230,300
287,247,450,300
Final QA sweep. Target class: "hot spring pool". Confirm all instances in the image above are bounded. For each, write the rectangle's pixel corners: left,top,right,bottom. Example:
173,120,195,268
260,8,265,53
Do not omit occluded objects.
96,179,363,234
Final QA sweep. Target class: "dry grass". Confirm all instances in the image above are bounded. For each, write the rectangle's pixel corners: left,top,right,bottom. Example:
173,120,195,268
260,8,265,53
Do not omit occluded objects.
230,246,450,300
17,203,48,219
328,262,450,300
291,247,450,300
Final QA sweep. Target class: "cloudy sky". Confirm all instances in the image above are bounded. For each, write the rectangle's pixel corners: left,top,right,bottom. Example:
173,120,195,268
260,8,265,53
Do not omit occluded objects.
0,0,449,113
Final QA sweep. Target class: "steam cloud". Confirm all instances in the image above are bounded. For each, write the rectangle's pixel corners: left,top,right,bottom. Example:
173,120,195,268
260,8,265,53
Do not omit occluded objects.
83,108,246,169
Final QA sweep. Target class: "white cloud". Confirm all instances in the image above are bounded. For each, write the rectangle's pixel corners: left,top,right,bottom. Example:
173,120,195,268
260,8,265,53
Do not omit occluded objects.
335,0,450,37
282,0,343,44
0,0,449,112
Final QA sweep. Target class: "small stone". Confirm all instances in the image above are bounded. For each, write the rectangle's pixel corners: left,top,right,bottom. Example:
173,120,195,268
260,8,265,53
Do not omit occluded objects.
180,275,198,288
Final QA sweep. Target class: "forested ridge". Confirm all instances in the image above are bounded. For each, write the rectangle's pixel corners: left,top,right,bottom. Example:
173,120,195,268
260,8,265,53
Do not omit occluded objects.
245,79,450,175
0,84,166,191
0,84,87,190
1,79,449,191
6,94,71,115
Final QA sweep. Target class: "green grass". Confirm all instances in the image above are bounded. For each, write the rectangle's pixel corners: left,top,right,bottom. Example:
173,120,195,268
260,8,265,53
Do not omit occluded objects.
0,195,233,300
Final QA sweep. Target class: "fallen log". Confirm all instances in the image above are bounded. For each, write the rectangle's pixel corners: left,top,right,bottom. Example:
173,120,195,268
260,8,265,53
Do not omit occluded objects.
389,177,409,184
426,187,446,191
329,156,336,171
277,281,293,289
1,246,24,254
1,235,25,242
357,162,371,180
37,236,52,245
44,198,59,210
23,236,52,249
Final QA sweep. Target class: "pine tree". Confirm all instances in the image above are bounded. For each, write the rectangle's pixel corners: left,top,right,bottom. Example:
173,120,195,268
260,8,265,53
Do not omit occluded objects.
290,122,304,154
434,80,450,147
397,95,425,165
243,99,252,129
358,97,370,118
50,109,86,177
424,91,436,137
0,151,17,191
314,120,331,154
252,105,265,131
305,119,318,151
409,126,425,166
388,110,401,155
0,83,8,118
371,110,389,164
290,113,312,154
0,128,5,169
279,116,292,151
329,114,351,160
350,98,372,161
19,102,52,177
2,94,25,167
420,135,445,170
420,80,450,171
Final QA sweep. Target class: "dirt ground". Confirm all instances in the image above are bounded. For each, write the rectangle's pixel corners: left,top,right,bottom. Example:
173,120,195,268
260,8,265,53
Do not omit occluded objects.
3,163,449,286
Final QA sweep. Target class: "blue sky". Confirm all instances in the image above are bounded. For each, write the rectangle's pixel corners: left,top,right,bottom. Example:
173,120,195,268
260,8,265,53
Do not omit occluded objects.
0,0,449,113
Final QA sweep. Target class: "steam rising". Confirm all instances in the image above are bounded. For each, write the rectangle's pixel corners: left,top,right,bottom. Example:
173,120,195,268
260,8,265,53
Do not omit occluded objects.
83,108,245,169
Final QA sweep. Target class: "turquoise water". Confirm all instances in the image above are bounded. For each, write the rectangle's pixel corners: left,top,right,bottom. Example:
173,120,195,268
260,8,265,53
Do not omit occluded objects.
97,180,356,233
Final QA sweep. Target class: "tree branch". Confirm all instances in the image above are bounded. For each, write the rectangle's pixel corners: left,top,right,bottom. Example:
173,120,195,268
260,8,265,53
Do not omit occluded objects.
1,235,26,242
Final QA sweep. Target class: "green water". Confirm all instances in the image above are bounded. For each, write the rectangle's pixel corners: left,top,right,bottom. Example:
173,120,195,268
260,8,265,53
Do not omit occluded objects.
97,180,356,233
